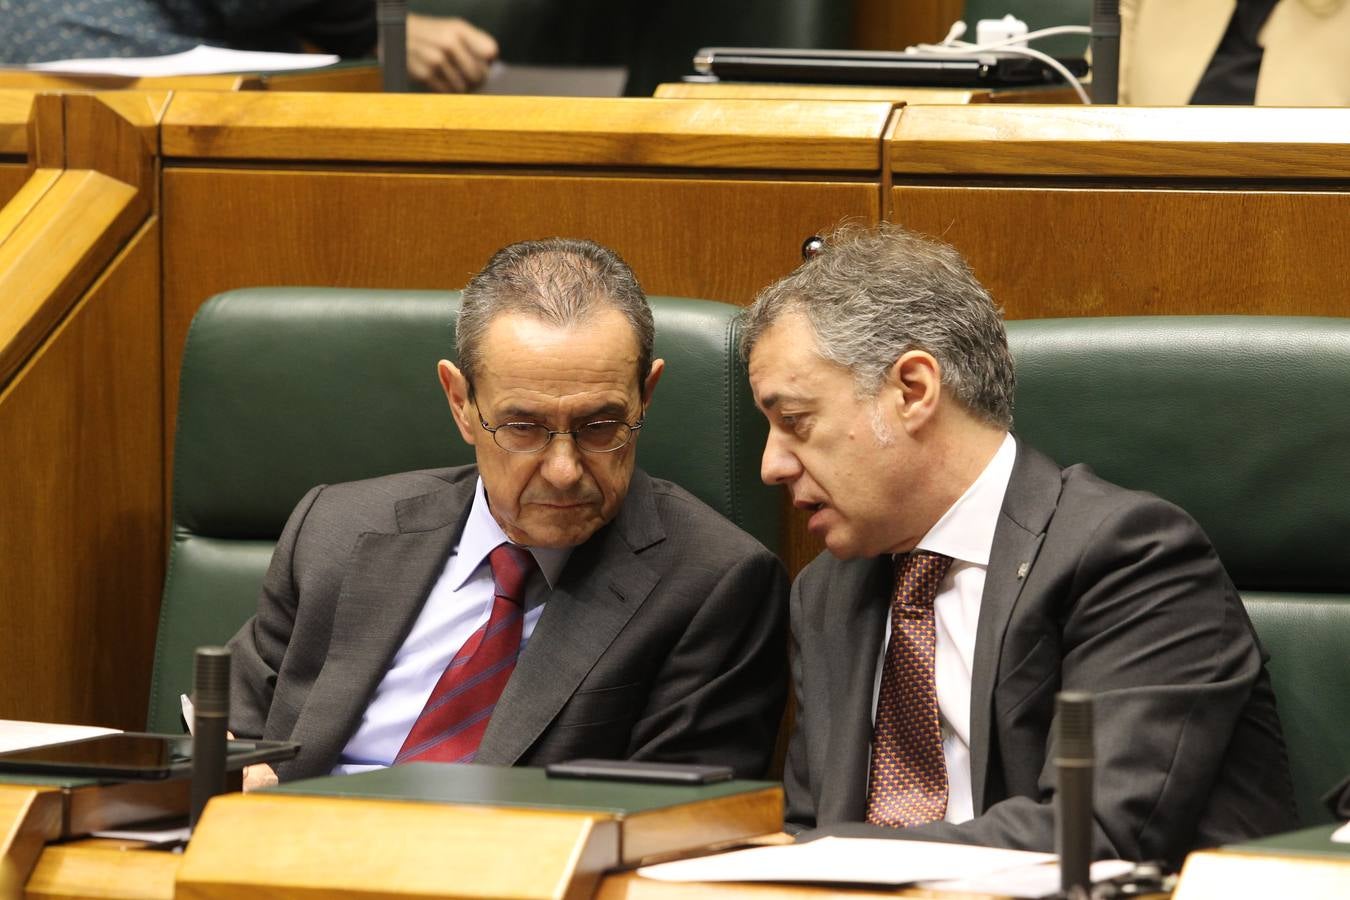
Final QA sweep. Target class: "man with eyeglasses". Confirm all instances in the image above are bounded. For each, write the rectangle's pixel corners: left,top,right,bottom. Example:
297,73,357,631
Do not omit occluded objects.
227,238,788,787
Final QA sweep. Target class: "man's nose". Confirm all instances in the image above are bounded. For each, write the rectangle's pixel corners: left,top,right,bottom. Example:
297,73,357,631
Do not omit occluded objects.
760,433,801,486
540,434,584,488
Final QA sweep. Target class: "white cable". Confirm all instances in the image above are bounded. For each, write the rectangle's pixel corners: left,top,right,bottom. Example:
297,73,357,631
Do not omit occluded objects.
907,24,1093,104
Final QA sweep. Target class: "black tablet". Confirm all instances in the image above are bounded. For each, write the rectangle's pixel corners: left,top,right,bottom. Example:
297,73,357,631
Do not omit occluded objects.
0,732,299,780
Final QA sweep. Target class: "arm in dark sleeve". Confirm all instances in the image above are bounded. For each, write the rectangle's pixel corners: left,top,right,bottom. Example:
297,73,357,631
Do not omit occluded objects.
782,576,816,831
203,1,377,56
624,547,790,779
814,497,1266,863
226,485,325,738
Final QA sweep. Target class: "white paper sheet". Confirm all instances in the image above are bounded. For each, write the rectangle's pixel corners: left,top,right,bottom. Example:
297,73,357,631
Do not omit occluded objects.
0,719,120,753
923,858,1135,895
28,44,338,78
91,824,191,844
1333,821,1350,844
638,837,1055,886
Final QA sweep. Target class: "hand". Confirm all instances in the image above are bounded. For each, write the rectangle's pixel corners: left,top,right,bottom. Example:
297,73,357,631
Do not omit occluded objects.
243,762,278,792
406,15,499,93
226,731,279,792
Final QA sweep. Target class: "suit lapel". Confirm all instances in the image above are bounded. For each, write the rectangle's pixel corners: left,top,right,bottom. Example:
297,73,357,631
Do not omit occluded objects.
819,557,893,823
968,440,1062,811
475,471,665,765
287,476,475,777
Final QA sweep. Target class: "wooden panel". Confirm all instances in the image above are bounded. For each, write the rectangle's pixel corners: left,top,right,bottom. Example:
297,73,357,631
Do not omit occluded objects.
0,65,379,94
891,185,1350,319
1174,850,1350,900
0,168,59,239
176,794,617,900
0,89,33,155
655,82,1078,105
0,164,32,207
26,843,178,900
853,0,965,50
0,222,164,728
0,170,138,386
160,168,878,481
656,82,981,104
0,786,61,896
890,106,1350,178
160,93,893,171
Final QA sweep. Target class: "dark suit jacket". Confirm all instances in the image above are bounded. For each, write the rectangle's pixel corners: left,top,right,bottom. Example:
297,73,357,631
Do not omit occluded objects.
227,465,788,781
785,441,1296,863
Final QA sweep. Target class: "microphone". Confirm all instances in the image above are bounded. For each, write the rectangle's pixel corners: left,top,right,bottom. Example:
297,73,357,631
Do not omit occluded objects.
377,0,409,93
1055,691,1094,899
190,646,231,832
1090,0,1120,104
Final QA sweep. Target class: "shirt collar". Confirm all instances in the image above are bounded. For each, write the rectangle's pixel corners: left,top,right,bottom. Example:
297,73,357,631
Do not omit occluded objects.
913,432,1017,568
445,478,573,591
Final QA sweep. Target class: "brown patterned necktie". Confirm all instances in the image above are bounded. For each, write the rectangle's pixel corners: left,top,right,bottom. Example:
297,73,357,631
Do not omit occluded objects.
866,549,954,827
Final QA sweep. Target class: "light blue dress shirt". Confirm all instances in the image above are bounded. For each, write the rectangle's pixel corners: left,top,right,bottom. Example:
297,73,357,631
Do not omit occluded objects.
334,478,571,774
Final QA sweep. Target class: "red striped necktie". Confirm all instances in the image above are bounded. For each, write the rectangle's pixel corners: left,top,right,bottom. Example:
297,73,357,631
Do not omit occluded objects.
396,542,536,764
865,549,953,827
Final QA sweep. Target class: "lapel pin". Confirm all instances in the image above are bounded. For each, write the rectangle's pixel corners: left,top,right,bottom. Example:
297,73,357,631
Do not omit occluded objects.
1016,562,1030,580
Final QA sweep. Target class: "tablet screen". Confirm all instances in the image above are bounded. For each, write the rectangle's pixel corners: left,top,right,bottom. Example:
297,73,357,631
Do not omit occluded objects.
0,732,298,779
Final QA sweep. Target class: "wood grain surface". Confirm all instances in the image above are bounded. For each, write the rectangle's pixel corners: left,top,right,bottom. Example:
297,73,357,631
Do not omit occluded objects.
160,167,878,491
0,89,32,155
0,164,26,207
653,84,1077,106
1173,849,1350,900
0,65,380,94
890,105,1350,177
25,843,179,900
852,0,966,51
176,793,618,900
891,185,1350,319
160,93,893,171
0,222,164,728
0,167,59,241
0,785,63,896
0,169,138,386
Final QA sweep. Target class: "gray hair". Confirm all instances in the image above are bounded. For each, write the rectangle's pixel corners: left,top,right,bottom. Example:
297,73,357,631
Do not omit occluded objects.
456,238,654,395
738,224,1015,428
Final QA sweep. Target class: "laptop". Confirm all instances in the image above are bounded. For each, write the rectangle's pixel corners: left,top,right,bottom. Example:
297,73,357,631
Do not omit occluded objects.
691,47,1088,89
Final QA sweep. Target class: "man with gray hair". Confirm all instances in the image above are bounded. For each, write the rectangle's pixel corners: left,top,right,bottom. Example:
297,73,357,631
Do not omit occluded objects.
741,225,1294,862
228,237,787,786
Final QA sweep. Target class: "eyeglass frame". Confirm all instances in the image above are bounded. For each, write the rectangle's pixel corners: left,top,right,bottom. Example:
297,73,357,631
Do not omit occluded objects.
474,403,645,454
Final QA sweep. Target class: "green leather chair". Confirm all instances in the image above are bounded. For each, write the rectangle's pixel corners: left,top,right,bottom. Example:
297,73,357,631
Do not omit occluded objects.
1006,316,1350,826
146,288,776,734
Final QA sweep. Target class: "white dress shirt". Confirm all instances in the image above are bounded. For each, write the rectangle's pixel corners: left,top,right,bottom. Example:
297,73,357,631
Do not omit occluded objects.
335,478,572,774
872,432,1017,824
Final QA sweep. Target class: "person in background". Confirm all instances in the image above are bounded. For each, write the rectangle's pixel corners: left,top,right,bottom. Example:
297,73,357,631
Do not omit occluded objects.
1122,0,1350,105
0,0,499,93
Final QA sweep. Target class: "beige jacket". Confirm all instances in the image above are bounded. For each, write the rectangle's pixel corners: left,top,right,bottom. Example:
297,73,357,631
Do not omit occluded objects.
1122,0,1350,105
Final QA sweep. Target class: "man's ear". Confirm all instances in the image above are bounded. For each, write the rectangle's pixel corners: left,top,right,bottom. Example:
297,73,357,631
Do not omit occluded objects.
887,350,942,435
641,358,666,411
438,359,477,445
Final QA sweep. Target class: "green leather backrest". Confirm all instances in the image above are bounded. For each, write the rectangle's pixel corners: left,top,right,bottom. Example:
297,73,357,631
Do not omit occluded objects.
147,288,775,732
1242,593,1350,825
1007,316,1350,825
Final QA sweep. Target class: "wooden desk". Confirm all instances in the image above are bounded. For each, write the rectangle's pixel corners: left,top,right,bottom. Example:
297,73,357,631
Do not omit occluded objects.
886,104,1350,321
0,64,382,94
655,82,1082,105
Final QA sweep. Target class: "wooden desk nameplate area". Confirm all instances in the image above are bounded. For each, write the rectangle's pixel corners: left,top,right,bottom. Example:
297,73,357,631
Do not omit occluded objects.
1173,824,1350,899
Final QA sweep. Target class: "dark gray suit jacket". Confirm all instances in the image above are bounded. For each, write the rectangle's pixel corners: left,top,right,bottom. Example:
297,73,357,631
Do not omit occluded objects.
785,441,1296,863
227,465,788,781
